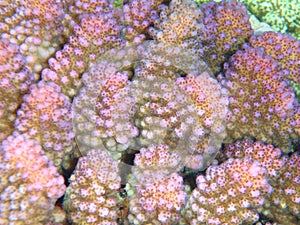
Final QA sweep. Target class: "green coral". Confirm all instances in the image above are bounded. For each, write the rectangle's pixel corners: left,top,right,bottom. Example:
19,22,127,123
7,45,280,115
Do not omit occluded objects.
291,80,300,102
238,0,300,39
113,0,123,8
194,0,221,4
193,0,300,40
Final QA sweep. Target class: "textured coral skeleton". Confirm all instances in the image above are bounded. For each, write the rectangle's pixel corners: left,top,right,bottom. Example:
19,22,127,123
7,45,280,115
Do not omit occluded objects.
0,0,299,224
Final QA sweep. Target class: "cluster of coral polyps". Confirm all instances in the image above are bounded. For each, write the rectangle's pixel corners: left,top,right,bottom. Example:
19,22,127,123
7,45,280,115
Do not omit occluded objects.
185,157,273,224
0,0,299,224
0,135,66,225
128,144,186,224
63,149,121,224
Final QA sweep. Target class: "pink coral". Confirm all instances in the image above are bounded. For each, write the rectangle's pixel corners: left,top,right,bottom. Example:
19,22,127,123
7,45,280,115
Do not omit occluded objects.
128,173,186,225
14,81,74,168
223,139,286,179
0,0,66,78
218,44,300,151
262,152,300,224
63,149,121,224
42,11,125,97
73,61,138,159
201,0,253,75
249,31,300,84
149,0,204,57
0,38,34,142
222,139,300,224
65,0,114,17
185,157,273,225
132,144,182,184
121,0,165,42
0,134,66,225
128,144,186,225
132,68,228,170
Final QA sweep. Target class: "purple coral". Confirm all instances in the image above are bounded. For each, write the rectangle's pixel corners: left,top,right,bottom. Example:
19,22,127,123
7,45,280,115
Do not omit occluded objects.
128,144,186,224
121,0,165,42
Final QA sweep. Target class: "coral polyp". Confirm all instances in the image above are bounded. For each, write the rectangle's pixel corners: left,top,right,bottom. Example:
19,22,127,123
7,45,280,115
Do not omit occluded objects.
0,0,299,224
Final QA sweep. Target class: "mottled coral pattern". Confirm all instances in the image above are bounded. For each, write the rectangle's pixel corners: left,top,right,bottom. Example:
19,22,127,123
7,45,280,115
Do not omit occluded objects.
0,135,66,225
0,0,299,224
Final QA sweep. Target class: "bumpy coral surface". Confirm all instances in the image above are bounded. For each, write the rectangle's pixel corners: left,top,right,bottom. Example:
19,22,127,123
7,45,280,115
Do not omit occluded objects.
0,38,34,142
0,135,66,225
219,44,300,151
200,0,253,75
73,60,138,159
0,0,66,78
223,139,286,179
249,31,300,84
42,11,125,97
223,139,300,224
149,0,204,57
132,68,228,170
14,81,74,167
121,0,164,42
128,144,186,225
239,0,300,39
185,157,273,225
65,0,114,17
1,0,299,224
128,172,186,225
131,144,182,184
262,152,300,224
63,149,121,224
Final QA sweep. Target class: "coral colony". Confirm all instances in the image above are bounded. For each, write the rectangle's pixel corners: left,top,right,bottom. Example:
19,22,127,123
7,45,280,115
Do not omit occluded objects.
0,0,300,225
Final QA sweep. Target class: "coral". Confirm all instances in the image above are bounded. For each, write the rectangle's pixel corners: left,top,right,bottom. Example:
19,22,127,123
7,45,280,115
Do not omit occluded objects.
248,14,275,36
185,157,273,225
121,0,165,42
134,41,208,79
0,0,299,224
218,44,300,151
14,81,74,168
194,0,300,39
149,0,205,57
63,149,121,225
132,66,228,170
200,0,253,75
73,60,138,159
222,139,300,224
291,80,300,101
239,0,300,39
223,139,286,180
42,11,125,98
64,0,114,17
131,144,182,184
0,0,66,78
249,31,300,84
128,173,186,225
262,152,300,223
0,38,34,142
0,134,66,225
127,144,186,225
